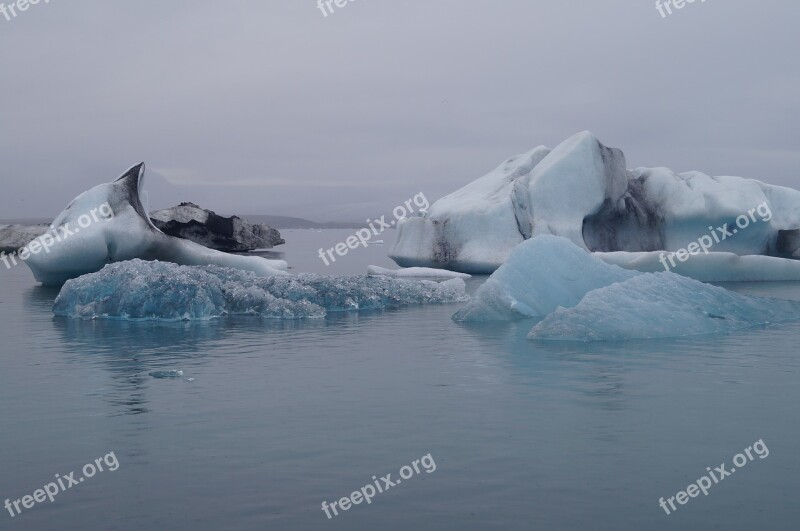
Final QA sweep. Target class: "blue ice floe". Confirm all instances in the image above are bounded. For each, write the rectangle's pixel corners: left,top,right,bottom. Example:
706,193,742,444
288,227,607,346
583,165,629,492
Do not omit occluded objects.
453,235,800,340
528,271,800,341
453,235,635,321
53,259,467,321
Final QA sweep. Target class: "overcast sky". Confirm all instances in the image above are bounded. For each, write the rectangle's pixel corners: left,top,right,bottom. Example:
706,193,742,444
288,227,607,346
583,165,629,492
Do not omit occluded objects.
1,0,798,221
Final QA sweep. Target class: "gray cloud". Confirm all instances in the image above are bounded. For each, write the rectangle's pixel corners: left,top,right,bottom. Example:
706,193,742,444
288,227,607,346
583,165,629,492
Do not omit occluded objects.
1,0,798,221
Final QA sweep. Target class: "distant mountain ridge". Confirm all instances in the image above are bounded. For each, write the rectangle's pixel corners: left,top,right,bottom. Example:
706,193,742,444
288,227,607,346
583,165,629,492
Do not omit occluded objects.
242,215,366,229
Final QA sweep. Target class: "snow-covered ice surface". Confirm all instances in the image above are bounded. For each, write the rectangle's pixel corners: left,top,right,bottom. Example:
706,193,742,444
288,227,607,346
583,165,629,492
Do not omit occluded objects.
367,265,471,279
596,250,800,282
390,145,552,273
529,272,800,341
53,259,468,321
391,131,800,274
25,163,288,286
452,235,635,321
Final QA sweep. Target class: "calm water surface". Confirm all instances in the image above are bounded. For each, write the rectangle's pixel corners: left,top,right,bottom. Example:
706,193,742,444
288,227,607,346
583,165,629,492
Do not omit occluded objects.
1,229,799,530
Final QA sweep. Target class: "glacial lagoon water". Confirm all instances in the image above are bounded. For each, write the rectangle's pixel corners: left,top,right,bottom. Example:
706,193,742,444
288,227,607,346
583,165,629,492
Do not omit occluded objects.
1,229,800,530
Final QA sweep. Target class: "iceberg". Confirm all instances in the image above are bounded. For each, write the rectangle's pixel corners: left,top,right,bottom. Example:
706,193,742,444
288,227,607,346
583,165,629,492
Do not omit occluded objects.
390,131,800,275
595,250,800,282
452,235,635,321
0,224,48,253
24,164,288,286
529,272,800,341
53,259,468,321
367,265,471,279
451,235,800,340
150,202,284,251
389,145,553,274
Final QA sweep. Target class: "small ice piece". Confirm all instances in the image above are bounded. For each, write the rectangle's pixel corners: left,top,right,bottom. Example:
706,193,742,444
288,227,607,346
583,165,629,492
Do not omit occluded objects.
453,235,635,321
53,259,468,321
528,272,800,341
367,265,471,279
149,370,184,379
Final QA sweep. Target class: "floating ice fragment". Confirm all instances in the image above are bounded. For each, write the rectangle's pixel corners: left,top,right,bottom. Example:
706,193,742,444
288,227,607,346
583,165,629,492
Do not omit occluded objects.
528,272,800,341
53,259,468,321
453,235,634,321
367,265,471,279
149,370,184,379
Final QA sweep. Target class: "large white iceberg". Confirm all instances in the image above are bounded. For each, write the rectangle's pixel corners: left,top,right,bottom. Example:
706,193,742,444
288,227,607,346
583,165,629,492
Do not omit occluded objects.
53,259,468,321
390,131,800,275
24,164,288,286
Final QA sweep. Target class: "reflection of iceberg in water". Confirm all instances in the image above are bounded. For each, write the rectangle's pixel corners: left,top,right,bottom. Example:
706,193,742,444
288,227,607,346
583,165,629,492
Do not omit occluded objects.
50,317,217,416
452,317,633,413
47,312,336,417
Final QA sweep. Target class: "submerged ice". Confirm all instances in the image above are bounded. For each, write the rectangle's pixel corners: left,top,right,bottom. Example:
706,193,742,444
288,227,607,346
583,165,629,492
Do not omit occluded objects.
53,260,468,321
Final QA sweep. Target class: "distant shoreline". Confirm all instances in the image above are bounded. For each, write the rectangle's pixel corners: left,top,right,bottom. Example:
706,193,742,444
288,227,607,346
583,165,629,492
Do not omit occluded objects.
0,216,371,230
240,215,374,230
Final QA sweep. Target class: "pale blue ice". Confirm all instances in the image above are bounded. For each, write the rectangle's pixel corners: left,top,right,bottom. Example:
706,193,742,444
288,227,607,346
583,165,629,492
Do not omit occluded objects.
53,259,468,321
